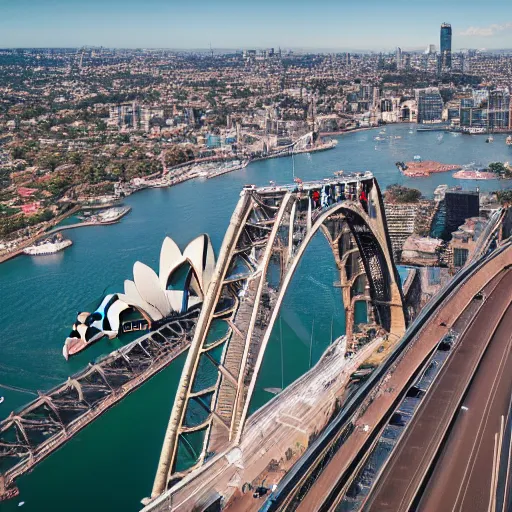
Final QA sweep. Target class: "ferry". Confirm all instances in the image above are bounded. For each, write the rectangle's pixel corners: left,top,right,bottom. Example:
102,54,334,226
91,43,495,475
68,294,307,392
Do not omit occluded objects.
507,136,512,146
23,234,72,256
461,126,486,135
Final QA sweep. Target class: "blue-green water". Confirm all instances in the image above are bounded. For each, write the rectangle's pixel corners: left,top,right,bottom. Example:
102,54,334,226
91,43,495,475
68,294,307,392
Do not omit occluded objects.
1,124,510,511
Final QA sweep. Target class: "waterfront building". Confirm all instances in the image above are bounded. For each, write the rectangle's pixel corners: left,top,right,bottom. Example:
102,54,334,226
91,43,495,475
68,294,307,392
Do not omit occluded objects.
459,88,510,131
415,87,443,123
444,190,479,240
488,89,510,130
440,22,452,70
384,201,435,261
62,235,215,358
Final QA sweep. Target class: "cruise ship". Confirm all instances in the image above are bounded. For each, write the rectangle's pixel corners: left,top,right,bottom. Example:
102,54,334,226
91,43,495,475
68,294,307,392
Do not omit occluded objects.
24,234,72,256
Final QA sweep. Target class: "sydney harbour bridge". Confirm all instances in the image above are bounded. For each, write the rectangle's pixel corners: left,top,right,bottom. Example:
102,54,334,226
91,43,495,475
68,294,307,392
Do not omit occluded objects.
150,172,407,499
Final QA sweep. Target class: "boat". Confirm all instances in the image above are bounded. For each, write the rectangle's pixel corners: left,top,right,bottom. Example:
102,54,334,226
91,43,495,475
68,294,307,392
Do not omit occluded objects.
264,387,282,395
507,136,512,146
408,129,414,134
0,397,4,404
462,126,486,135
486,136,494,143
379,129,386,134
23,234,72,256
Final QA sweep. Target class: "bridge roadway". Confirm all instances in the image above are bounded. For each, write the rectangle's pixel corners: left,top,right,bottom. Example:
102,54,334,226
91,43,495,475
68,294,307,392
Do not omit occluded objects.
363,267,512,512
416,300,512,512
265,242,512,512
0,312,197,501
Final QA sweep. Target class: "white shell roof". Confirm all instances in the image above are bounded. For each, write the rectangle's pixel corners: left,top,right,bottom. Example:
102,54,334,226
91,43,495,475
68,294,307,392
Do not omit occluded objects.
133,262,172,317
183,234,215,293
159,237,184,289
120,279,163,321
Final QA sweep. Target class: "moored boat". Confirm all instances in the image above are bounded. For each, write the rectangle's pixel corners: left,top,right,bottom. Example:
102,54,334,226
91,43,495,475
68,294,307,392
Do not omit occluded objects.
23,234,72,256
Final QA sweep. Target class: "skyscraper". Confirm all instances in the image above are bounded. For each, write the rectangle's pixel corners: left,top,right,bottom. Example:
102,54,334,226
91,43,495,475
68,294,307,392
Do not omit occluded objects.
396,47,402,70
440,22,452,70
415,87,444,123
444,190,479,240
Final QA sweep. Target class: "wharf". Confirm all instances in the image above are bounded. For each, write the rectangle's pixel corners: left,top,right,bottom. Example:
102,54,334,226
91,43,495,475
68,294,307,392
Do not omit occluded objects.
0,205,81,264
0,310,198,500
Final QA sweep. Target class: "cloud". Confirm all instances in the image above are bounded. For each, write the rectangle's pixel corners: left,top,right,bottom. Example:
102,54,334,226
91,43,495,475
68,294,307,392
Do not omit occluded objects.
459,22,512,37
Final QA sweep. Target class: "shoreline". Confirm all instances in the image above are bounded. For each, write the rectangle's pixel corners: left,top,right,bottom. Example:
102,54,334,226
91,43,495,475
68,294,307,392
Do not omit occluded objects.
0,206,131,264
0,138,340,263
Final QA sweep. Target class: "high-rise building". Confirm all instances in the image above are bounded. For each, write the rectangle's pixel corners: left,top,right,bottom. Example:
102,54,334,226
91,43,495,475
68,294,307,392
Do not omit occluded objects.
459,88,510,131
488,89,510,130
415,87,444,123
440,22,452,69
444,190,479,240
396,47,402,70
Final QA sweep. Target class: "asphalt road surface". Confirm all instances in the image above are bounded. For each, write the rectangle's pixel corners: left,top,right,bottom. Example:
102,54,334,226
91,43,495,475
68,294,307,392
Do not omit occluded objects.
364,269,512,512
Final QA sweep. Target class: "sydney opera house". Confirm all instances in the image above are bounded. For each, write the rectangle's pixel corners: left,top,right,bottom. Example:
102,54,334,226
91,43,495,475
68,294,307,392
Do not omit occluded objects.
63,234,215,359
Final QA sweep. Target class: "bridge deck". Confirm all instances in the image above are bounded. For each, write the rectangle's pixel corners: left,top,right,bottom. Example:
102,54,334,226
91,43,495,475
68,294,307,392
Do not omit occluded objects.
288,243,512,512
0,311,198,499
364,269,512,511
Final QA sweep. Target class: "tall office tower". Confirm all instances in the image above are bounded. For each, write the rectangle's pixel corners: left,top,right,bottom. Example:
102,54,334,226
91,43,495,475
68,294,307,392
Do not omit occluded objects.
444,190,479,240
440,22,452,69
396,47,402,70
488,89,511,130
415,87,444,123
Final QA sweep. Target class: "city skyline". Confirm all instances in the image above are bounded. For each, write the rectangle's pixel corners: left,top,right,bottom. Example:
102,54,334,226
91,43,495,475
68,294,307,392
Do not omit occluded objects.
1,0,512,50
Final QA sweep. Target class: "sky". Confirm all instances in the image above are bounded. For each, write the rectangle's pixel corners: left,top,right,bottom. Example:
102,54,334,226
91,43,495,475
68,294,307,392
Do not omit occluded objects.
0,0,511,50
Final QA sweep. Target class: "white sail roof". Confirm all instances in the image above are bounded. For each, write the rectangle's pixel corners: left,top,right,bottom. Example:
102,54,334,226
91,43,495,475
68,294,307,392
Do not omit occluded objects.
159,237,185,289
120,279,163,321
133,262,172,317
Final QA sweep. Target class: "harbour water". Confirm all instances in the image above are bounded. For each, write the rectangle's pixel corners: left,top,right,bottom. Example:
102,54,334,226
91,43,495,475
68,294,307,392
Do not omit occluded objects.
1,124,510,511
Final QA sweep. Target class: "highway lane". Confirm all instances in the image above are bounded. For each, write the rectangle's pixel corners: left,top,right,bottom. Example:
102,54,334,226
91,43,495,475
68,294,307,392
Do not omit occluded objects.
287,254,512,512
363,269,512,512
417,304,512,511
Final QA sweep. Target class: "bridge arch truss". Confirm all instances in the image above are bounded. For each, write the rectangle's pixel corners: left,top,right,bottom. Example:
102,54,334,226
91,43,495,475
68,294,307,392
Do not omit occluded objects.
151,174,406,497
